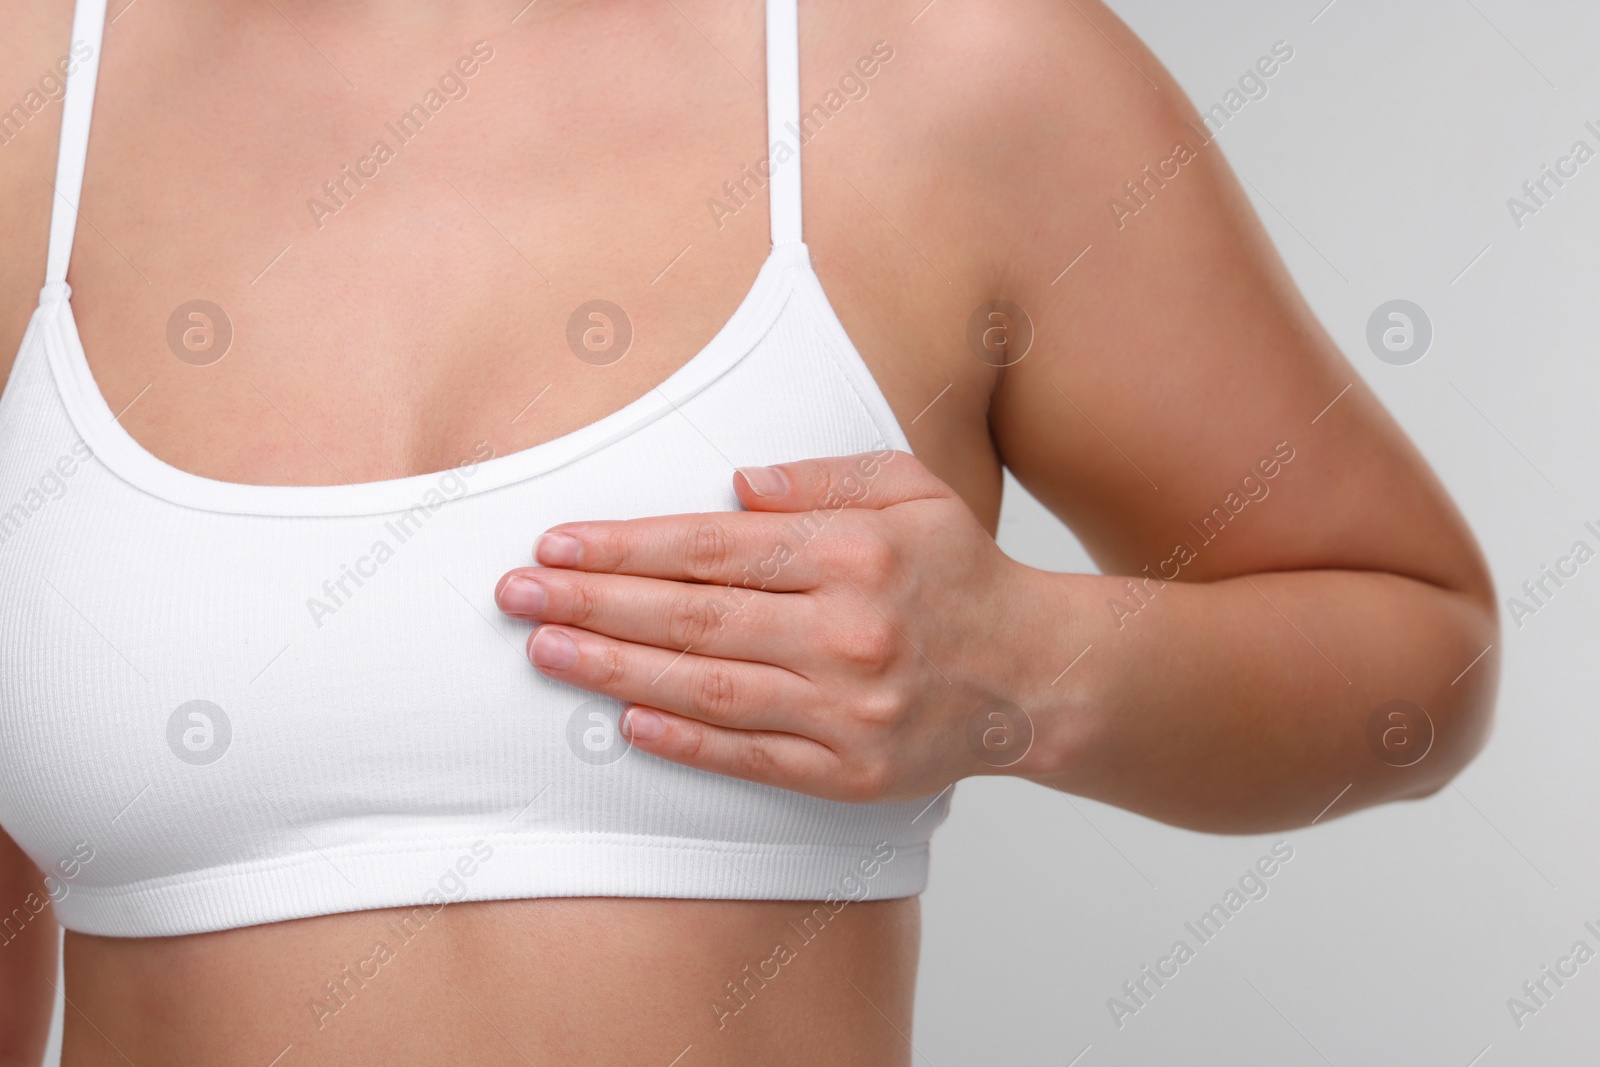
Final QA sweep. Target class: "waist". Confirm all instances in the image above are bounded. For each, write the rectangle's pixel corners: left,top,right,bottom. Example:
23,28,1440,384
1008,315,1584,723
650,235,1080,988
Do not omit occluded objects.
62,895,922,1067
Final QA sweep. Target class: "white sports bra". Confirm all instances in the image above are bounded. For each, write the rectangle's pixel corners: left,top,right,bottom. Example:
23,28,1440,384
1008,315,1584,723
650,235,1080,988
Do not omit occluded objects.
0,0,948,937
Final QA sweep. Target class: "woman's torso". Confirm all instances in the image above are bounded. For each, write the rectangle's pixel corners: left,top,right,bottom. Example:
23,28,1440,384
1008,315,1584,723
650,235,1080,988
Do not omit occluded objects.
0,1,1018,1062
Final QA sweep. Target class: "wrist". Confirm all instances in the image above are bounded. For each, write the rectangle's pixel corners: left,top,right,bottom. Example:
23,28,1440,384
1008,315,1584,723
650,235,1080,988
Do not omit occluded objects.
983,562,1110,786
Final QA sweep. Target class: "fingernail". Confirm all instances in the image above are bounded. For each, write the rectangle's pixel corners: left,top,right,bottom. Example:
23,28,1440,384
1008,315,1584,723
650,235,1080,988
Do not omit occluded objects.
529,626,579,670
621,707,664,741
536,532,582,566
498,576,547,617
737,465,788,497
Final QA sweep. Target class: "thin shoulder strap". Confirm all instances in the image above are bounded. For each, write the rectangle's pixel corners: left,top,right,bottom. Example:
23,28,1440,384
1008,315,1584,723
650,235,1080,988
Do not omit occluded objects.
765,0,803,247
43,0,110,296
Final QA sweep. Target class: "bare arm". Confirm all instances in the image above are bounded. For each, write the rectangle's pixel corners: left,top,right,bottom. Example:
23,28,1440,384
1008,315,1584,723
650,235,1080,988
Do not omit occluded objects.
482,0,1495,835
0,1,67,388
0,5,73,1059
987,0,1498,830
0,828,57,1067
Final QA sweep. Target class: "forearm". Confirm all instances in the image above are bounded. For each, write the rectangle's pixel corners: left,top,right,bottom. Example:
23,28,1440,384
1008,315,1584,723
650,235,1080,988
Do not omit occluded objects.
1010,566,1500,833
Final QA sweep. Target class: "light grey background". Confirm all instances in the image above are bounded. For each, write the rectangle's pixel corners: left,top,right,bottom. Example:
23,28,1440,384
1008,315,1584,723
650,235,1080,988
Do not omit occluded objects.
915,1,1600,1065
35,1,1600,1063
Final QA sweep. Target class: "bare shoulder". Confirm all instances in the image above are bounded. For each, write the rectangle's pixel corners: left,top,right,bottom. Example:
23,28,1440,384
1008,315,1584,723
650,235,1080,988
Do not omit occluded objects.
809,0,1159,281
891,0,1492,603
834,0,1183,233
0,0,76,389
797,0,1209,517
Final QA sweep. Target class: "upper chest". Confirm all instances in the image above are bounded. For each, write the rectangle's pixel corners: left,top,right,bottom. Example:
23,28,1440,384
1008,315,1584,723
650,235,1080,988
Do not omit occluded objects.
3,0,1004,522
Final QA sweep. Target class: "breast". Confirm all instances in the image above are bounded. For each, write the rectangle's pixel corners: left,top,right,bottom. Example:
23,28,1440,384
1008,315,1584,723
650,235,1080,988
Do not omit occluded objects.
0,280,948,938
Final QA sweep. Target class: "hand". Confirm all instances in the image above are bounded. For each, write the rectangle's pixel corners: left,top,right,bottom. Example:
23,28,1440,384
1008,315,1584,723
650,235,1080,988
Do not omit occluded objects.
493,450,1046,803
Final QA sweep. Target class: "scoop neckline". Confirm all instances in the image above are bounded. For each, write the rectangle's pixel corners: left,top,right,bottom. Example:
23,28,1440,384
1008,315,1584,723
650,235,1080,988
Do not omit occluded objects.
39,243,809,518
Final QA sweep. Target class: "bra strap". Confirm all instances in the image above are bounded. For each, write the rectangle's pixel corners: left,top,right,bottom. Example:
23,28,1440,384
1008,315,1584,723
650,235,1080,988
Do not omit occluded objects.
765,0,803,247
44,0,110,294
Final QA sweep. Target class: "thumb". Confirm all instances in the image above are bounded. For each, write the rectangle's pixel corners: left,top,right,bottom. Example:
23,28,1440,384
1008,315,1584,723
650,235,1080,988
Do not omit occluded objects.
732,450,948,512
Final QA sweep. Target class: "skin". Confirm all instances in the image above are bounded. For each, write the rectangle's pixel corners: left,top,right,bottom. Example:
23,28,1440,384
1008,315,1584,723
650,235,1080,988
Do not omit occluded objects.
0,0,1499,1064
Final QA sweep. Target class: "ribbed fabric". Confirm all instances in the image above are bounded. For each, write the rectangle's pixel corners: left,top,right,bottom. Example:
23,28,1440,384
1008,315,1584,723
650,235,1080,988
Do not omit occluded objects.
0,0,950,937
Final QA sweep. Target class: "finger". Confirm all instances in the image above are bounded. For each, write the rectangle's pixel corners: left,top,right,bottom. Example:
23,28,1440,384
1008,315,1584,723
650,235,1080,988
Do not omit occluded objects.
526,624,814,734
732,450,951,514
619,705,850,798
533,511,831,590
496,568,814,664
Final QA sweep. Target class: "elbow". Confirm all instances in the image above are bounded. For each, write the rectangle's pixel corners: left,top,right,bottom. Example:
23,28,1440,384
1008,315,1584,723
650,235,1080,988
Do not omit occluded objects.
1402,589,1502,801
